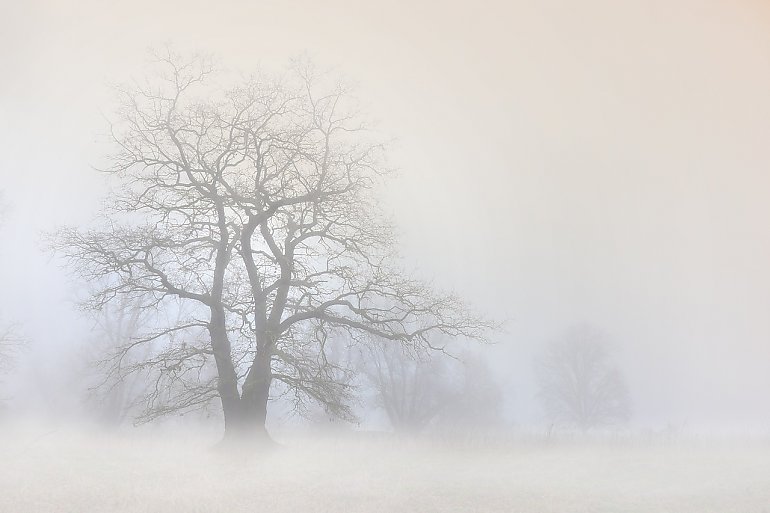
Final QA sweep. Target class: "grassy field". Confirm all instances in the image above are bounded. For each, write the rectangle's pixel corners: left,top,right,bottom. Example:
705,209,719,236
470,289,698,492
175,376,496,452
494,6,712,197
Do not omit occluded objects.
1,426,769,513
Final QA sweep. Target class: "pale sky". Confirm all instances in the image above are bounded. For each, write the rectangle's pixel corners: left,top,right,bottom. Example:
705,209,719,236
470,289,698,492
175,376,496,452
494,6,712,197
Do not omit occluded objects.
2,0,770,430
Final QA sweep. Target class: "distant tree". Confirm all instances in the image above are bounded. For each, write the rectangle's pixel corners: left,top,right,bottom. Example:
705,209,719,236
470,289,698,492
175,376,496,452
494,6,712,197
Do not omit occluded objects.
536,325,630,432
0,322,20,379
0,324,18,412
357,343,503,434
0,193,23,404
80,295,161,427
435,350,504,431
53,50,491,443
357,339,456,433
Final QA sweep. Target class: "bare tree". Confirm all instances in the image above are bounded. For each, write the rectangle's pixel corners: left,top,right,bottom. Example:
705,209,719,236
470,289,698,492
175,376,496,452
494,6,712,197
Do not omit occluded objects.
0,322,20,381
536,325,630,432
356,338,457,433
358,343,503,435
0,323,19,413
78,294,161,427
0,193,23,405
54,50,491,443
434,350,504,431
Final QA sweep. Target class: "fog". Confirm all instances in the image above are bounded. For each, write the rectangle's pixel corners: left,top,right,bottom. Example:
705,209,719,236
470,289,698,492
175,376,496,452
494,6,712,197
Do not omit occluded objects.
1,0,770,510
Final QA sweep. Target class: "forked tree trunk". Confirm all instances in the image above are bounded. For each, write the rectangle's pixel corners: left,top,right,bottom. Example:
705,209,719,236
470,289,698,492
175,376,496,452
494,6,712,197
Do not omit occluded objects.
216,344,274,445
208,308,251,441
238,345,273,436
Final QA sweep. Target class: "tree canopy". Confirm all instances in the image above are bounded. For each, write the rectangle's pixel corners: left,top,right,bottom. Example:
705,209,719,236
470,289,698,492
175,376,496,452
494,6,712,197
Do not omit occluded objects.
54,50,492,440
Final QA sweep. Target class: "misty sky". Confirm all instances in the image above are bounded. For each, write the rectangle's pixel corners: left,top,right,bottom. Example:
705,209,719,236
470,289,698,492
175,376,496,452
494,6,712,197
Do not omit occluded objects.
1,0,770,430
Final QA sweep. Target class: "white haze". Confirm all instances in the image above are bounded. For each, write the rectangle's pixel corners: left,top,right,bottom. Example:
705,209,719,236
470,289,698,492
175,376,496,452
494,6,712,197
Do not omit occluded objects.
1,0,770,510
3,427,770,513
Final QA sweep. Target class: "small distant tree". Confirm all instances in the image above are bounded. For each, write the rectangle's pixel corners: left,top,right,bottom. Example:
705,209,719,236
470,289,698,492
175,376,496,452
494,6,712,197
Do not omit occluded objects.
357,339,456,433
0,194,23,405
358,344,503,434
0,324,17,411
435,350,503,431
0,322,20,378
536,325,630,432
80,295,158,427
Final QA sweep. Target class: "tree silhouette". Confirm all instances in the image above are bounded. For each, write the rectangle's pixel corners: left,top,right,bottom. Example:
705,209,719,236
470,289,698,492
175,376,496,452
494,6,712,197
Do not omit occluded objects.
54,50,491,442
536,325,630,432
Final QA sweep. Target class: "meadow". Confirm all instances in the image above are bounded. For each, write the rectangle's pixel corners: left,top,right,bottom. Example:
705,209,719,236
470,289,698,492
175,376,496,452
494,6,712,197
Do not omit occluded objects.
1,426,768,513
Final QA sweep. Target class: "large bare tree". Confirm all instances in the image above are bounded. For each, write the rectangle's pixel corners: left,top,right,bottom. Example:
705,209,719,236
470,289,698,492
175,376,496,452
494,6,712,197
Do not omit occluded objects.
536,325,631,432
54,50,491,443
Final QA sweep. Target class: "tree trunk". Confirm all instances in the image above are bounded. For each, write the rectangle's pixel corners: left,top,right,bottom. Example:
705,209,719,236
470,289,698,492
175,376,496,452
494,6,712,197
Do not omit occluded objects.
235,343,273,439
210,303,273,445
208,307,246,438
211,346,274,447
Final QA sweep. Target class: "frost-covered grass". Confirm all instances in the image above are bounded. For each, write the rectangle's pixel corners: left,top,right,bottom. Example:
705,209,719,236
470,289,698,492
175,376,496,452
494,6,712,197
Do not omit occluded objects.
1,425,769,512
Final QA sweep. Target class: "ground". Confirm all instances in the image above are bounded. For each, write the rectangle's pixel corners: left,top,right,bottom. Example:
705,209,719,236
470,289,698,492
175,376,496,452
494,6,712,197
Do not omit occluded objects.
1,425,769,512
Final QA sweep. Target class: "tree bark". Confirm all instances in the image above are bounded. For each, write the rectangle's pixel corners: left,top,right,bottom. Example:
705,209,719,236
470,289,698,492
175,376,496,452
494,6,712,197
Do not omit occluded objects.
239,342,273,438
208,306,245,437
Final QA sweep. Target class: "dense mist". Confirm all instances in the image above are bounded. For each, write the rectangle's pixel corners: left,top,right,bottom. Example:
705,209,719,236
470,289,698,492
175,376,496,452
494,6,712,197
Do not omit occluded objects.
1,0,770,511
